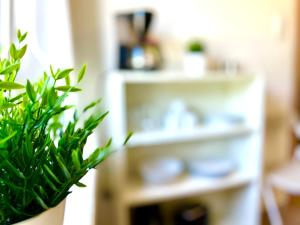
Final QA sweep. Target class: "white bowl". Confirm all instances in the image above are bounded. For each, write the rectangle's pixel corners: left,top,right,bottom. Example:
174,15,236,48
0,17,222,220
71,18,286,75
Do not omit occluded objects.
140,158,184,184
188,158,236,177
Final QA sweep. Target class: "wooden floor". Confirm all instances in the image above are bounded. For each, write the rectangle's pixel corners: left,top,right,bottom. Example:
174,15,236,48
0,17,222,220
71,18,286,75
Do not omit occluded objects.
262,197,300,225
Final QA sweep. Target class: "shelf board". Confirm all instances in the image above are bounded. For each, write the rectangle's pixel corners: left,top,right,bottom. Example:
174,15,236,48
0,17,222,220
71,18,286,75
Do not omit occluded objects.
122,172,255,206
128,125,255,148
111,70,257,84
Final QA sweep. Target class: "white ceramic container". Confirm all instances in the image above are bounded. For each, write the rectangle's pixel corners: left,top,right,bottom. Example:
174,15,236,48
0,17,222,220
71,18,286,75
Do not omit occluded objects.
183,53,207,76
14,201,65,225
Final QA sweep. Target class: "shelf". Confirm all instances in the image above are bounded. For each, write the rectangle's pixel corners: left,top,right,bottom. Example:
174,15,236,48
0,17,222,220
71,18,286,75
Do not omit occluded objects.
107,70,263,225
123,172,255,206
128,124,256,148
110,70,257,84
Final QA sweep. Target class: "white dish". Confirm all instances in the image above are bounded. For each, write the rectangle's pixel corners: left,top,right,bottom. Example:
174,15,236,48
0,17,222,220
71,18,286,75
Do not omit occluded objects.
188,158,236,177
140,158,184,184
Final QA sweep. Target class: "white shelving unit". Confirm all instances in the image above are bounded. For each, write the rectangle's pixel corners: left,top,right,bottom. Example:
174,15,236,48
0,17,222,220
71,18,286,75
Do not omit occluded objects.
123,172,254,207
106,70,264,225
128,125,255,148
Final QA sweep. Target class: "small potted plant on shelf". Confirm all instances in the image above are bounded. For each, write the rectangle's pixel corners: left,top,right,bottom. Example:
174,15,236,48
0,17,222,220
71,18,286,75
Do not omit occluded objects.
183,39,207,76
0,31,121,225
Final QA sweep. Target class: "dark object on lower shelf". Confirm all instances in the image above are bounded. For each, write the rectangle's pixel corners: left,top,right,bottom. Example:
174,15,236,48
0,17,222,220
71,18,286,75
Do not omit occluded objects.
174,203,209,225
130,204,163,225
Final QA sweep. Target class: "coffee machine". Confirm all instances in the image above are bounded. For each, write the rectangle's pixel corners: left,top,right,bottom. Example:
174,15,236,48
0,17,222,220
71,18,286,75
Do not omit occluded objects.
116,10,162,70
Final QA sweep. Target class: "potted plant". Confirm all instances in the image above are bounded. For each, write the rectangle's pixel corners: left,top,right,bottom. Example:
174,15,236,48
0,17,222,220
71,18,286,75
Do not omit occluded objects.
0,31,123,225
183,39,207,76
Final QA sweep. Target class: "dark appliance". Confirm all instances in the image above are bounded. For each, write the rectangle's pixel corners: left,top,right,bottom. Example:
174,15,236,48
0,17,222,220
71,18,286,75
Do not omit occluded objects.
115,10,162,70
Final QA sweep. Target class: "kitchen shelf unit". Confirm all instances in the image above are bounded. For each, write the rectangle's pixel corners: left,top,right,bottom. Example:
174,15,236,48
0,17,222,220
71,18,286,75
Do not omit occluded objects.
128,124,256,148
123,171,254,207
106,70,264,225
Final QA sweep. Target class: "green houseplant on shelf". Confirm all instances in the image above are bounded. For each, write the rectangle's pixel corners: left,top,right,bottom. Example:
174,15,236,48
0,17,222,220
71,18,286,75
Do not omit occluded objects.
0,31,120,225
183,39,207,77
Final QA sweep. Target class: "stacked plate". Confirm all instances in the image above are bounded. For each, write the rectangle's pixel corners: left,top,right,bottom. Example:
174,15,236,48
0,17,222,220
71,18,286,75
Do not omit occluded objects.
140,158,184,184
188,158,236,177
139,157,236,185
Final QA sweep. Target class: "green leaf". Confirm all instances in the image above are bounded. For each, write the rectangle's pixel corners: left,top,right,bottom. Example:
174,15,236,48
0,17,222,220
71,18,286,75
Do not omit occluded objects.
85,145,111,169
0,131,17,145
17,30,27,42
17,45,27,59
37,186,49,200
42,173,59,192
123,131,133,145
65,74,71,86
105,138,112,148
56,68,73,80
41,91,48,107
55,154,71,180
83,99,101,112
43,165,61,184
17,30,22,41
9,44,17,59
53,92,68,108
24,135,33,160
75,182,86,188
94,111,109,129
21,32,28,42
84,115,101,131
10,92,25,102
71,149,82,171
50,65,55,78
77,64,86,83
55,86,81,92
3,160,26,179
0,62,20,74
0,81,24,89
26,80,36,102
32,191,49,210
48,88,57,107
73,110,79,122
40,75,50,97
0,102,16,110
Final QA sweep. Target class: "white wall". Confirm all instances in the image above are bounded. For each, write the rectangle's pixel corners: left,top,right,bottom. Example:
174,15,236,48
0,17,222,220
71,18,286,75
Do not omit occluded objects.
13,0,73,81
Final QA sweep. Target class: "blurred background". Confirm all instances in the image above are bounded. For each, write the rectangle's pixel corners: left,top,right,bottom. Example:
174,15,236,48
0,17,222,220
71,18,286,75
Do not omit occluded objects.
1,0,300,225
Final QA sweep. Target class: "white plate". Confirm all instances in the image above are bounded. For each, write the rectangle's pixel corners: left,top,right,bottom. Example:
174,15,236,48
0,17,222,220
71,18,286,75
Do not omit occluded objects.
188,158,236,177
140,158,184,184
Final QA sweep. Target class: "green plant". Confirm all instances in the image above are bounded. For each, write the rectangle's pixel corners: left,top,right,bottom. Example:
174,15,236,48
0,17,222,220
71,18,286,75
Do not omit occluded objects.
0,31,115,225
187,40,205,53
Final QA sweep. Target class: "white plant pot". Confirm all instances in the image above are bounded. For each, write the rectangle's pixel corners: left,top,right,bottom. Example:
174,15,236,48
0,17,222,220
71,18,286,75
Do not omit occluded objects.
14,201,65,225
183,52,207,77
